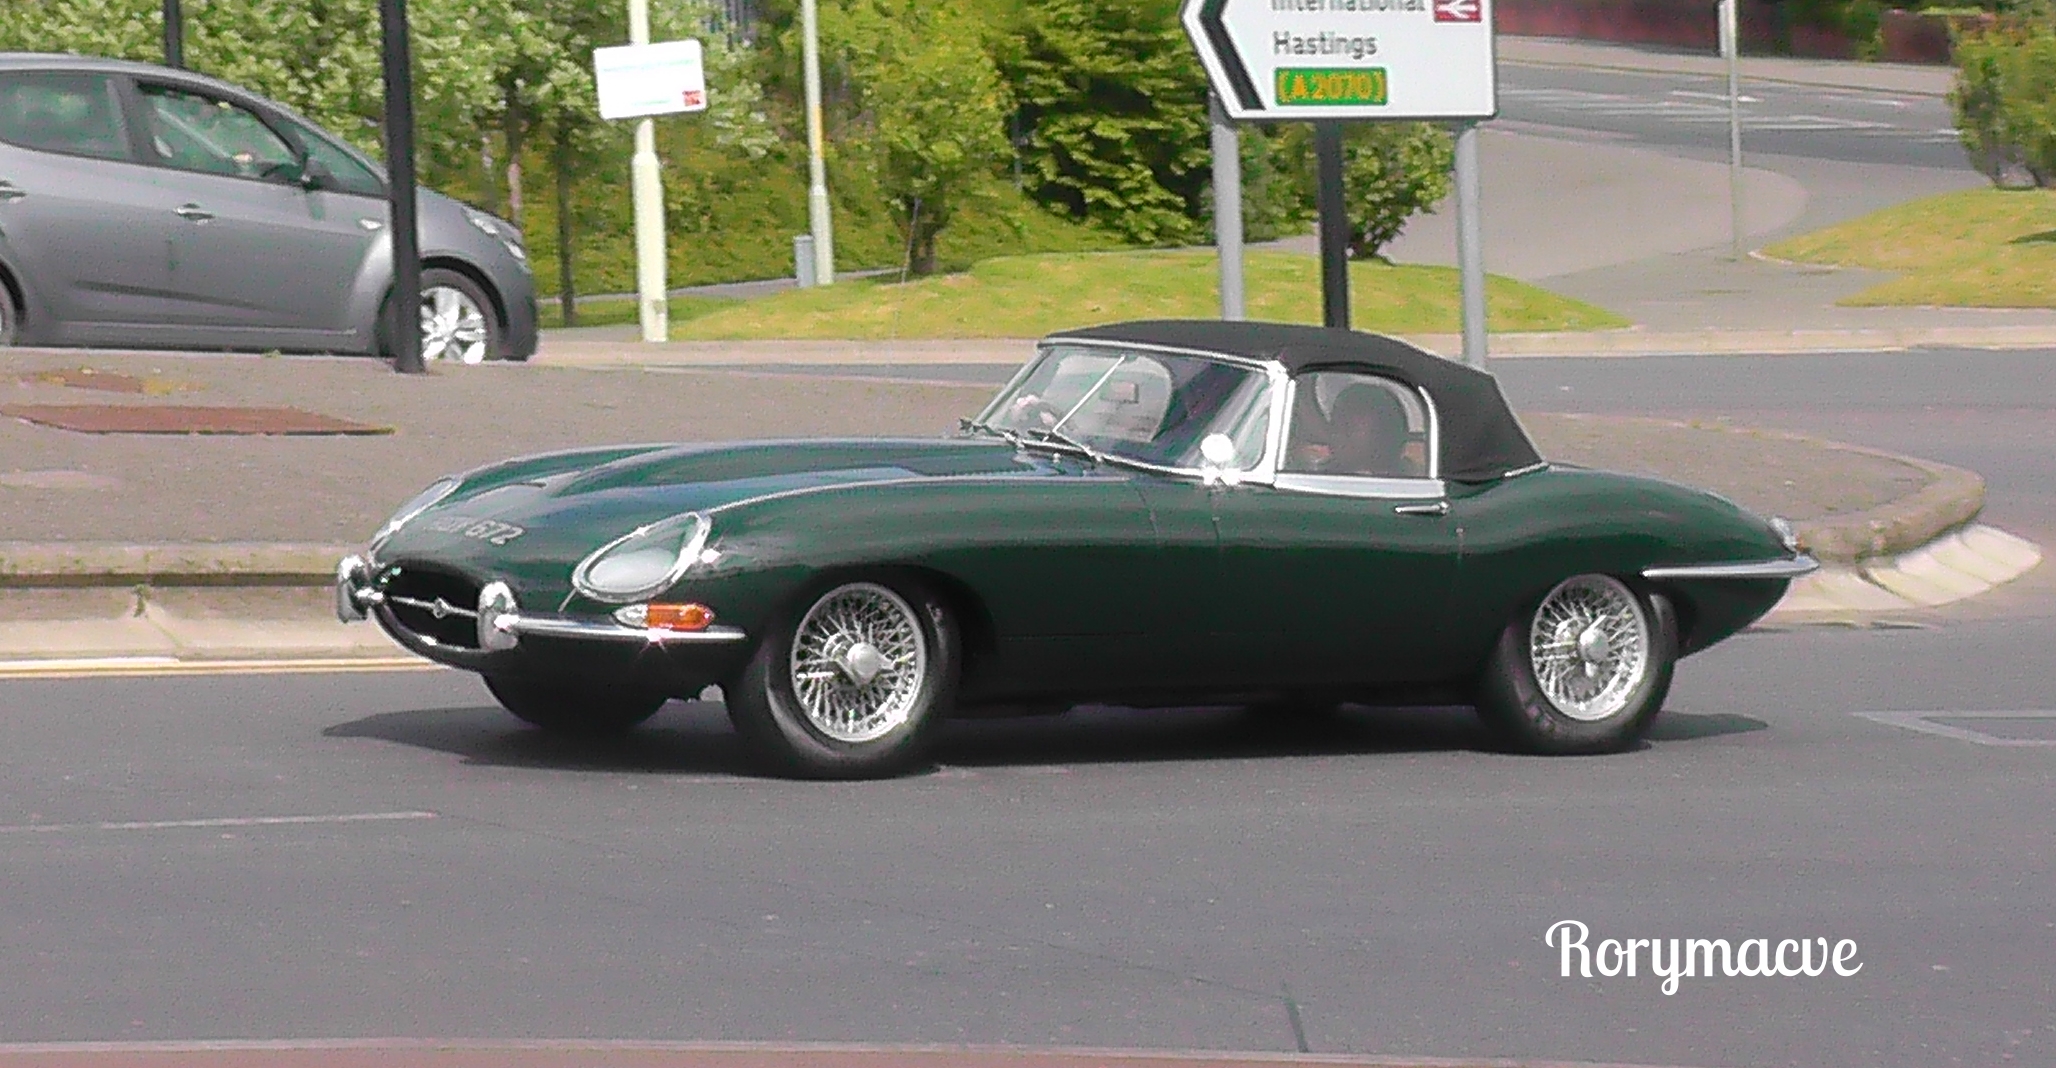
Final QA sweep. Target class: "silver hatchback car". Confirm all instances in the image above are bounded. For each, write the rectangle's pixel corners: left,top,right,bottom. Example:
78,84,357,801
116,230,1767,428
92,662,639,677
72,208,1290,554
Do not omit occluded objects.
0,53,538,362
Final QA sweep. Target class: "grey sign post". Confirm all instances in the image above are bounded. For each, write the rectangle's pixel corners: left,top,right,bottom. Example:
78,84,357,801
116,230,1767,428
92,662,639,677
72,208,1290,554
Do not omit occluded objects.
380,0,424,374
1182,0,1498,368
162,0,184,69
1208,93,1245,321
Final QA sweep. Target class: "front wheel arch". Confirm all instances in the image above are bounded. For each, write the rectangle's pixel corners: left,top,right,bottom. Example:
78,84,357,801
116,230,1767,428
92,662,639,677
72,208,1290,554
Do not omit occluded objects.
374,258,510,361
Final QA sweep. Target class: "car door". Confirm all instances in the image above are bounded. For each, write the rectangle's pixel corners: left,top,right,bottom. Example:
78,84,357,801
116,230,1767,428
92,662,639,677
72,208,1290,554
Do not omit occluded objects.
132,81,378,341
1209,370,1462,686
0,69,173,333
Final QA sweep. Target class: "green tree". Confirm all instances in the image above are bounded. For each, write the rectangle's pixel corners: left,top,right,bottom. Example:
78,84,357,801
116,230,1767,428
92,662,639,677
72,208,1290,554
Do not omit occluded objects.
1340,123,1455,260
995,0,1210,245
828,0,1011,275
1953,19,2056,187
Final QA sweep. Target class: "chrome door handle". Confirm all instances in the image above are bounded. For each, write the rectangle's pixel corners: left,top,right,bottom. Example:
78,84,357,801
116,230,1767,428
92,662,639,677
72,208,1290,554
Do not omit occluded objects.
174,203,214,222
1394,501,1450,517
0,181,25,202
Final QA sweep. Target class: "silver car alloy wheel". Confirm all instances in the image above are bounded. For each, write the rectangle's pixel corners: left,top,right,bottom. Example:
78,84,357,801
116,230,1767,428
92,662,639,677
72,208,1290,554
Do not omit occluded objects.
1527,574,1652,722
788,582,930,744
419,284,490,364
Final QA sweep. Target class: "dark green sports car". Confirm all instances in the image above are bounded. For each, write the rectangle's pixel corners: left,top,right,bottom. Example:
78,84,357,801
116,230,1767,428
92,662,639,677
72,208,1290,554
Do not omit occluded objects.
338,320,1815,777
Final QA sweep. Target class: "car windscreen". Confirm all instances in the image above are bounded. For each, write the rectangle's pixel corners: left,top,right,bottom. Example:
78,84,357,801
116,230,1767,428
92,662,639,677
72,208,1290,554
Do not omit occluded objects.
978,344,1273,470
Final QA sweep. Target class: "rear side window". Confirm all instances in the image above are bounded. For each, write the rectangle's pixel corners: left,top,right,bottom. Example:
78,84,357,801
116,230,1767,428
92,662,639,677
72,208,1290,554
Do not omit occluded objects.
0,72,131,161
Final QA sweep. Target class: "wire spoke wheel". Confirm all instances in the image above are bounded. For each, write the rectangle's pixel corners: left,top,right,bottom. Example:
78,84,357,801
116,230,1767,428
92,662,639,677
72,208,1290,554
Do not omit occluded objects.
788,582,930,744
419,284,489,365
1527,575,1651,722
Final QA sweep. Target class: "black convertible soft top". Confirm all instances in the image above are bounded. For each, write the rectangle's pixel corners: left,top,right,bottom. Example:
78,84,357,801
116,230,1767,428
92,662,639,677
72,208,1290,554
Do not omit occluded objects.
1046,320,1543,483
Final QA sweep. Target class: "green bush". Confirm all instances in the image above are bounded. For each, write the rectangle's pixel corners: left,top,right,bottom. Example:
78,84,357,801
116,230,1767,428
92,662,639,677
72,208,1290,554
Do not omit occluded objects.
1952,19,2056,187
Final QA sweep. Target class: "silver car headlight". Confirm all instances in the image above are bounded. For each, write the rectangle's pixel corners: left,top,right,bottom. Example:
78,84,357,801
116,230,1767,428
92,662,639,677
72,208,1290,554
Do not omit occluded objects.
464,208,527,263
572,512,711,604
370,476,460,552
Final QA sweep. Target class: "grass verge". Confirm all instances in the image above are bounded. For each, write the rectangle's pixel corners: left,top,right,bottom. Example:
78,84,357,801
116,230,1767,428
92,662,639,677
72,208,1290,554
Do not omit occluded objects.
541,294,738,331
1762,188,2056,307
671,249,1626,340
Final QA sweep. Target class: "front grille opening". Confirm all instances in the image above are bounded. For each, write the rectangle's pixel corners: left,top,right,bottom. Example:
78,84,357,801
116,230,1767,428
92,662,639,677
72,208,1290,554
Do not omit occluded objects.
381,565,483,649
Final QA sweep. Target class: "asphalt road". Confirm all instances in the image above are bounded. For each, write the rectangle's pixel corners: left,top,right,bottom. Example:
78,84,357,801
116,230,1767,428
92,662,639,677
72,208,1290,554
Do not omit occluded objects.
1498,63,1966,172
1,613,2052,1067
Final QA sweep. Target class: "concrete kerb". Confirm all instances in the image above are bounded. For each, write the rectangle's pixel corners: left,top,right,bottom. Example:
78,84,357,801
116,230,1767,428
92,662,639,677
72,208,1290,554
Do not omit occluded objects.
0,542,351,587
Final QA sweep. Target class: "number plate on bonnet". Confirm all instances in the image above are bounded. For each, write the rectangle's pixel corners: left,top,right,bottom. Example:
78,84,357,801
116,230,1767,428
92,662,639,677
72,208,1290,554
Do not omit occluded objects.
425,515,526,546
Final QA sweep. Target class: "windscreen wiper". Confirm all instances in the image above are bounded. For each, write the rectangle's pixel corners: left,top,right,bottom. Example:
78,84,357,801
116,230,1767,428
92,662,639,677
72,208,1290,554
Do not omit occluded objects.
959,418,1024,447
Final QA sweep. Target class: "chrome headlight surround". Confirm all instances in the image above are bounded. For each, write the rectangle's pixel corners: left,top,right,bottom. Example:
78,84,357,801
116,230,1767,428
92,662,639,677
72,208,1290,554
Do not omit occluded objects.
571,512,712,604
1769,515,1801,554
369,476,460,554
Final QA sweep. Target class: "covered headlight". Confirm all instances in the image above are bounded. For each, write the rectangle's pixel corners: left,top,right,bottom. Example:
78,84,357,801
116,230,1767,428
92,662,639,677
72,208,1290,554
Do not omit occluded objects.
370,476,459,552
1769,516,1801,554
572,512,711,604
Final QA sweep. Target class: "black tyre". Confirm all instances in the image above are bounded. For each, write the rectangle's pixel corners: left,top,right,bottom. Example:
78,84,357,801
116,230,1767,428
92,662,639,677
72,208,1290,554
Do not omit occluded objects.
1475,574,1678,755
0,280,17,346
483,673,669,737
725,577,961,779
378,269,501,364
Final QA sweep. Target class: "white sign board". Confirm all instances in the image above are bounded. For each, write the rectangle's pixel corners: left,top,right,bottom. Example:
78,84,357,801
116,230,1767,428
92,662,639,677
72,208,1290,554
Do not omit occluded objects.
594,39,708,121
1181,0,1496,121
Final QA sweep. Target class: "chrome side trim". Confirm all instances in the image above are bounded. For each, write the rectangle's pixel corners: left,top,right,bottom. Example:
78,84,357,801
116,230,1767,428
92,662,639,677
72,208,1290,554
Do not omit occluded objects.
1274,473,1447,500
1642,556,1820,581
504,615,750,644
1500,460,1549,479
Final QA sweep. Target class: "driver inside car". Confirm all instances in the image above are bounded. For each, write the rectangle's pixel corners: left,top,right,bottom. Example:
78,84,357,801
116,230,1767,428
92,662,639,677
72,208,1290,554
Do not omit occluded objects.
1292,383,1411,476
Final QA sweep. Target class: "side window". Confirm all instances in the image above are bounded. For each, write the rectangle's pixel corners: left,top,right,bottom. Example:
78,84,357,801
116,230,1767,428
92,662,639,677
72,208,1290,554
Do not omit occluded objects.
1282,370,1431,479
138,84,298,182
0,72,131,161
283,118,384,197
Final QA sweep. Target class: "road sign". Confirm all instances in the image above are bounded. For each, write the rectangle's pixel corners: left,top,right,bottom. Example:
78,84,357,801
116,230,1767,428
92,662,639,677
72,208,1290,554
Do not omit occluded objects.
594,39,708,121
1182,0,1497,122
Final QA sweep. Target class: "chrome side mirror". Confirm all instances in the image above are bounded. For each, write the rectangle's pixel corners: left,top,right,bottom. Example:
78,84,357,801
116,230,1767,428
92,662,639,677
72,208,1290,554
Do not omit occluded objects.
1199,432,1243,487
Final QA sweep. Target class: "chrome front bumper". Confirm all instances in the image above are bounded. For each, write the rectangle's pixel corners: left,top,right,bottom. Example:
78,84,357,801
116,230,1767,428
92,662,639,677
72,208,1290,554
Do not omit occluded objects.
335,554,747,651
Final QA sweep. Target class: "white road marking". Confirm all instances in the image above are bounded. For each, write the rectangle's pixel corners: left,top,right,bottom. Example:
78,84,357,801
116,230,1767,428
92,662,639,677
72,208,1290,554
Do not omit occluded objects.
0,811,438,834
1669,89,1760,103
1853,711,2056,748
0,656,442,680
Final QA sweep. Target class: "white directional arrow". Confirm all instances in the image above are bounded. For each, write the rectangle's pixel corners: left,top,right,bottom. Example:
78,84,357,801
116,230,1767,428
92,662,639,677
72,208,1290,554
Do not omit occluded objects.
1181,0,1498,122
